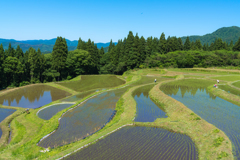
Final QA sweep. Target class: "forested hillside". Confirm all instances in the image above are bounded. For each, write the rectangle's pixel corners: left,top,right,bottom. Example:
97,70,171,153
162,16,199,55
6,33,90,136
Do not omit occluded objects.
0,31,240,89
181,26,240,45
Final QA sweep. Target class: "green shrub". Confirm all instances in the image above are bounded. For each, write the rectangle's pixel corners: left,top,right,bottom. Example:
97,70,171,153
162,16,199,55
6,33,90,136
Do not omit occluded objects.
217,151,228,159
194,117,201,120
213,129,220,133
213,137,224,147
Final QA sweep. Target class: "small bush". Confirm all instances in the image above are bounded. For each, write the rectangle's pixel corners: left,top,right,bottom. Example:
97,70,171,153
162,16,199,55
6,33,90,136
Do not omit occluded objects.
217,151,228,159
213,137,224,147
190,113,195,115
194,117,201,120
19,81,30,87
213,129,220,133
67,76,72,80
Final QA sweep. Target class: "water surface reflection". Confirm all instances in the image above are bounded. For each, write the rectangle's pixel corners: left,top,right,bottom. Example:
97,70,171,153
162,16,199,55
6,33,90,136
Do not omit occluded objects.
0,85,71,108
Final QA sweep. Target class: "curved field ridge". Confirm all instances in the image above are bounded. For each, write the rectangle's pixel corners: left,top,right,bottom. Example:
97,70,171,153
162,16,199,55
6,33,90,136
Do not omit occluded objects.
37,103,75,120
232,81,240,88
38,87,128,148
133,84,167,122
61,90,95,102
64,126,198,160
0,108,16,139
59,75,125,92
161,80,240,159
218,85,240,96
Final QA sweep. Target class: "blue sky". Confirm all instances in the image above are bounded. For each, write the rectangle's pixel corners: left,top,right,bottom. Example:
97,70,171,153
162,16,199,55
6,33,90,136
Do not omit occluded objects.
0,0,239,43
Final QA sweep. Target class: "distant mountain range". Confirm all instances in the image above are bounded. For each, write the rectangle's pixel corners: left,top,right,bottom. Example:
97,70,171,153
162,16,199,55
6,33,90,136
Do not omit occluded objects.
181,26,240,45
0,38,117,53
1,26,240,53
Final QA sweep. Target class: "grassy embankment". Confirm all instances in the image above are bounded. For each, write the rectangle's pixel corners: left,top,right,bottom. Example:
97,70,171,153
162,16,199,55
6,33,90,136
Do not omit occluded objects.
0,75,140,159
0,106,25,150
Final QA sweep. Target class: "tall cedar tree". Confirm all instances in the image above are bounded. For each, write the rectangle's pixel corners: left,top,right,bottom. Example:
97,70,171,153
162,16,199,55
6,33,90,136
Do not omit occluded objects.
125,31,135,69
52,37,68,80
195,39,202,50
7,43,15,57
158,33,167,54
233,37,240,51
184,37,191,50
0,44,4,87
28,47,38,82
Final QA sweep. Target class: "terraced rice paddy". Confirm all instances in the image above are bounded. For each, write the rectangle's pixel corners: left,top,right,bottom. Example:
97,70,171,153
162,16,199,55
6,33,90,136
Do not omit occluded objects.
133,84,167,122
232,81,240,88
38,87,128,148
61,90,95,102
58,75,125,92
64,126,198,160
160,79,240,159
0,85,71,108
37,103,75,120
218,85,240,96
0,108,16,138
210,75,240,81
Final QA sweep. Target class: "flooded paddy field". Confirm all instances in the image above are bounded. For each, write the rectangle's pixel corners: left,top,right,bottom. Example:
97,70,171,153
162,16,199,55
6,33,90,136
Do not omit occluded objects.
160,79,240,159
0,108,16,138
0,85,71,108
61,90,95,102
58,75,125,92
133,84,167,122
64,126,198,160
38,87,128,148
37,103,75,120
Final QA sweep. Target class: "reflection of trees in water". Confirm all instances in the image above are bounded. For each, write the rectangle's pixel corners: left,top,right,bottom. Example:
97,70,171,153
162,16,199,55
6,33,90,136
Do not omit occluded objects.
133,85,154,98
161,85,216,100
0,85,71,106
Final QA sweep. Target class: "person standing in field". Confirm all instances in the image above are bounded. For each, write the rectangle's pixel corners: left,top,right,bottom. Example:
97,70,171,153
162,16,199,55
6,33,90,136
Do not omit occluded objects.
217,80,219,84
154,79,157,83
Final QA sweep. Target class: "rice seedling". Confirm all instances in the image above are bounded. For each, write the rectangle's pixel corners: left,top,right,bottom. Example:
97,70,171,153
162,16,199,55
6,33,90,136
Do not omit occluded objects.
63,126,198,160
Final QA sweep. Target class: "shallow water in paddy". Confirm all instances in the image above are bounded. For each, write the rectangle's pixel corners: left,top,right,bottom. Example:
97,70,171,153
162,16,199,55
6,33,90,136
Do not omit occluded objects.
0,108,16,138
0,85,71,108
38,87,128,148
38,103,75,120
161,84,240,159
133,84,167,122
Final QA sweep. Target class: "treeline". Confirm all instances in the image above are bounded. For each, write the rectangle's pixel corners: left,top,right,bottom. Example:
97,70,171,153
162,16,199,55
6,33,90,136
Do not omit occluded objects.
1,31,240,88
98,31,240,74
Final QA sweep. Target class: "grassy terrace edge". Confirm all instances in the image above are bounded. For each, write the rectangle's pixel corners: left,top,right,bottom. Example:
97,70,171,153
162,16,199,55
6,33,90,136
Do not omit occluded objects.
147,80,233,160
0,106,25,149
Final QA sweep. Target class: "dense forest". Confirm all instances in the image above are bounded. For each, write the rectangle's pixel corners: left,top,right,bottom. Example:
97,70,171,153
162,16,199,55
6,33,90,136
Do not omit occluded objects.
0,31,240,88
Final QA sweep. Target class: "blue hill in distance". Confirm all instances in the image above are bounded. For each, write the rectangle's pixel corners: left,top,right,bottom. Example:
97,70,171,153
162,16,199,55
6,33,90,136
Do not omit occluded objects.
1,26,240,53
